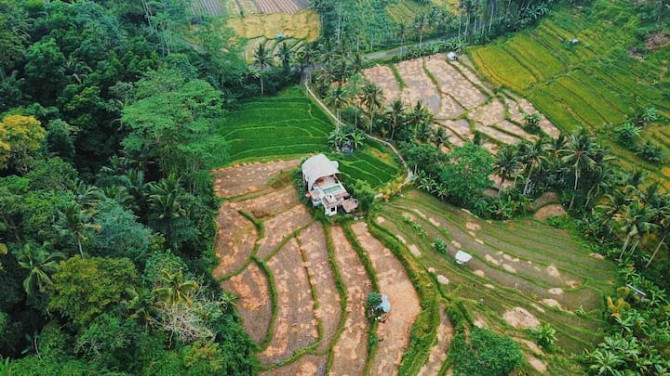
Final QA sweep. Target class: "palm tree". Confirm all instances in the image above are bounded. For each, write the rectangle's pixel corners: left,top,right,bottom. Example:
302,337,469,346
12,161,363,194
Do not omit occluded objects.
407,101,433,137
253,42,272,95
328,127,346,150
518,138,547,195
646,202,670,268
385,99,405,140
15,243,65,295
327,86,348,120
561,128,598,193
277,42,292,72
494,145,519,194
618,204,656,260
431,127,450,148
153,269,199,307
123,287,157,328
148,174,186,249
57,202,100,257
350,131,365,151
360,83,384,133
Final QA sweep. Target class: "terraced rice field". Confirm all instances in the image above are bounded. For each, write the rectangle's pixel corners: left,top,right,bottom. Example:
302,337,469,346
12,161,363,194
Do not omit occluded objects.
363,55,559,153
374,190,617,373
211,160,420,374
469,0,669,186
214,87,401,188
212,161,616,374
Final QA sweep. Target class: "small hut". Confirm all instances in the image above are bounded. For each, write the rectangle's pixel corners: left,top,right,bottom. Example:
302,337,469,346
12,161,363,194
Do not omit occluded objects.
454,250,473,266
446,51,458,61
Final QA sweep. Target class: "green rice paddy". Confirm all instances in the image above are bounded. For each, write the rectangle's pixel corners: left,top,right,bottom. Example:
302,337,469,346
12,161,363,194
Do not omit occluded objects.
375,190,617,363
469,0,669,187
213,87,401,188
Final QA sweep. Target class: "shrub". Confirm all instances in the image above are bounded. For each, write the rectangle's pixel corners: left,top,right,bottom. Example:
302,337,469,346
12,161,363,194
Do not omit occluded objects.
365,292,383,320
433,239,448,255
450,328,524,376
614,122,640,147
534,323,557,351
637,140,665,163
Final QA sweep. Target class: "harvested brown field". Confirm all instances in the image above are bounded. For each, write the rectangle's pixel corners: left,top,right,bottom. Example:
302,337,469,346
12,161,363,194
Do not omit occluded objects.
221,263,272,343
351,222,420,376
298,223,342,351
237,185,299,219
363,65,402,103
395,59,441,114
363,55,563,148
212,203,257,278
212,160,300,198
261,237,319,365
329,226,372,376
256,204,313,259
261,354,326,376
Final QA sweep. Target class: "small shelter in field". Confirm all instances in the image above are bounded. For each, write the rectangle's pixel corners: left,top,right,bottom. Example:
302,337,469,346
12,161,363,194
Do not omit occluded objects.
454,250,473,266
302,154,358,216
377,294,391,313
446,51,458,61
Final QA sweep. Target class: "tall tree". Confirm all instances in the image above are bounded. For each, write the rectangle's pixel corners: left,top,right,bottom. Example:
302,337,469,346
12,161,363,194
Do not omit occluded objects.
253,42,272,95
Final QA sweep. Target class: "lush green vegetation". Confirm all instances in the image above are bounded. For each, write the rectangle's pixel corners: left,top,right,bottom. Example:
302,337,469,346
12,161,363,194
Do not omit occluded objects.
213,87,401,188
470,0,670,186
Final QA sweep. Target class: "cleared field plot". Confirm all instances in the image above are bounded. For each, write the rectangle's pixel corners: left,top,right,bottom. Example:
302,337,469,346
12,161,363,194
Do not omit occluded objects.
298,223,343,351
212,159,300,197
191,0,225,16
329,226,373,376
376,190,616,357
212,203,257,278
350,222,421,376
363,55,560,148
237,185,300,219
469,1,669,182
256,204,313,259
261,237,319,365
396,59,441,114
261,354,326,376
221,263,272,344
363,65,403,102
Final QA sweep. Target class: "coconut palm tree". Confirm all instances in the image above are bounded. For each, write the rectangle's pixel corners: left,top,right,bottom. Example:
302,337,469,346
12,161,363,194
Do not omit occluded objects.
15,243,65,295
494,145,519,194
276,42,292,72
646,201,670,268
57,202,100,257
385,99,405,140
360,83,384,133
327,86,348,120
517,138,547,195
123,287,157,328
153,269,199,307
431,127,450,148
253,42,272,95
561,128,598,192
618,203,656,260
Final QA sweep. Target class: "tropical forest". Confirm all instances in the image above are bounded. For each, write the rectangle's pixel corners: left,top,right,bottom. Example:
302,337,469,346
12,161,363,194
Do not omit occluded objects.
0,0,668,375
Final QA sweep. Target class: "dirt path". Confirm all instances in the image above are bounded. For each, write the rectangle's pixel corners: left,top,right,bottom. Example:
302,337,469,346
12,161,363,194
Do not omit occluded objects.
256,204,313,259
212,203,257,278
220,262,272,344
350,222,421,376
417,304,453,376
329,226,373,376
260,238,319,365
298,222,342,351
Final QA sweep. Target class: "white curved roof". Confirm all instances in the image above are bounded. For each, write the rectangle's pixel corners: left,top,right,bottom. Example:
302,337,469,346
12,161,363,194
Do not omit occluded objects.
302,154,340,191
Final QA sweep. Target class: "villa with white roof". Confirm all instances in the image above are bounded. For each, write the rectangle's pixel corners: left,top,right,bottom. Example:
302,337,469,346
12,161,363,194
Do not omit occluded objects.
301,154,358,216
